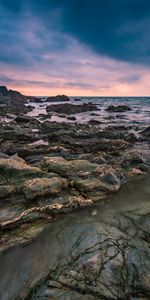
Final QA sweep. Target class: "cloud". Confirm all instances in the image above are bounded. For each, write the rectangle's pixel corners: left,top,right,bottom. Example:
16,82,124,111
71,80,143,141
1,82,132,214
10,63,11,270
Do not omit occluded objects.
0,0,150,96
0,0,150,65
119,74,141,84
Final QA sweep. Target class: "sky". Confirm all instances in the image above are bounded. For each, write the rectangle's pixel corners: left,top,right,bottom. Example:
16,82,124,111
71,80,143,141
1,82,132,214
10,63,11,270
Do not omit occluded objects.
0,0,150,96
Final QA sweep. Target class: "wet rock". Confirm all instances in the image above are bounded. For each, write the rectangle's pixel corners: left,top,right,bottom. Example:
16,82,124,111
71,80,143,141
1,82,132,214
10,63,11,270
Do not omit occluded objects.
122,151,145,168
90,113,100,116
46,103,98,114
140,126,150,139
0,152,9,159
124,132,138,142
106,105,132,112
29,206,150,300
6,113,16,119
88,120,101,125
15,115,33,123
0,156,46,185
23,177,68,200
102,172,120,186
73,177,120,195
46,95,70,102
0,185,16,198
74,98,81,101
128,168,143,176
67,116,76,121
0,128,38,142
138,163,149,172
41,156,99,178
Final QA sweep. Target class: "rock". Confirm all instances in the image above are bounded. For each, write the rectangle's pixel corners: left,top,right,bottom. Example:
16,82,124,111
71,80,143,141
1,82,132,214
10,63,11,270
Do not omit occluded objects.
46,103,98,114
122,151,145,168
124,132,138,142
46,95,70,102
73,177,120,194
67,116,76,121
0,128,38,142
41,156,99,178
0,152,9,159
88,119,101,125
6,114,16,119
140,126,150,139
102,172,120,186
128,168,143,176
0,185,16,198
0,156,45,184
23,177,68,200
74,98,81,101
15,115,33,123
106,105,132,112
138,164,149,172
90,113,99,116
0,86,8,95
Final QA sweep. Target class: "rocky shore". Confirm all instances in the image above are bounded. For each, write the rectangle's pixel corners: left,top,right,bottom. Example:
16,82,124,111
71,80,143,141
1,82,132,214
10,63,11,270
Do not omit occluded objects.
0,87,150,300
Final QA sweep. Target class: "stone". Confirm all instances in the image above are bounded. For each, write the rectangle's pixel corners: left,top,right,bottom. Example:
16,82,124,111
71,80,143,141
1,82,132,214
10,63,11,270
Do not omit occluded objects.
46,95,70,102
46,103,98,114
15,115,33,123
41,156,99,178
23,177,68,200
0,156,45,184
88,119,101,125
122,151,145,168
67,116,76,121
73,177,120,194
0,185,16,198
106,105,132,112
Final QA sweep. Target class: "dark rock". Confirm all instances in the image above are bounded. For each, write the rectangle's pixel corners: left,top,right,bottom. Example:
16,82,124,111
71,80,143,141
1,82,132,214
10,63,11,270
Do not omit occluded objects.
74,98,81,101
122,151,145,168
0,86,8,96
46,103,98,115
46,95,70,102
140,126,150,139
106,105,132,112
90,113,99,116
15,115,33,123
138,163,149,172
67,116,76,121
88,119,101,125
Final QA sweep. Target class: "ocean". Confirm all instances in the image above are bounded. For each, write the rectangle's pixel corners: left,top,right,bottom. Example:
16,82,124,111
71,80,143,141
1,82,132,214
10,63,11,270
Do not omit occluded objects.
27,96,150,128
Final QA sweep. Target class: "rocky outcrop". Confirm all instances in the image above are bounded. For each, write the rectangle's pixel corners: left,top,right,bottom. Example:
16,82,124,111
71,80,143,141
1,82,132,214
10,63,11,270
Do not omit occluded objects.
46,103,98,114
23,200,150,300
106,105,132,112
41,156,121,200
0,86,36,115
46,95,70,102
23,177,68,200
